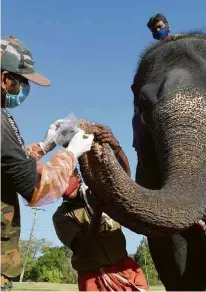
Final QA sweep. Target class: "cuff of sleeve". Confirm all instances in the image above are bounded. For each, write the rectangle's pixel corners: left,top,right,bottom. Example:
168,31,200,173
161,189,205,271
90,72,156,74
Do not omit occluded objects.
39,142,47,154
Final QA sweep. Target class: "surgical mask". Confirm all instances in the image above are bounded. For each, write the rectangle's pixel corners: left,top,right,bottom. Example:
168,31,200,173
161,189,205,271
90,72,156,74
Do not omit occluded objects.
4,75,30,108
153,27,169,40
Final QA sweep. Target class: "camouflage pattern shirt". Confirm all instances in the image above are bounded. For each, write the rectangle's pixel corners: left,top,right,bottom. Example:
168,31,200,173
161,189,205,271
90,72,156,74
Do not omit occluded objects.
1,109,38,278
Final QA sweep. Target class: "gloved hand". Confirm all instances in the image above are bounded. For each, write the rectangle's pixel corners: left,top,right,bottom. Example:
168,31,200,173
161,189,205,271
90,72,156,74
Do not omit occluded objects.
66,129,94,160
39,119,64,154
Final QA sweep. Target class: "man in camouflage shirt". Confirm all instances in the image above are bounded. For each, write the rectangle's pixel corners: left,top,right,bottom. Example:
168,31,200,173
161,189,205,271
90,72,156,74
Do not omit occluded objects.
1,36,50,290
1,37,93,290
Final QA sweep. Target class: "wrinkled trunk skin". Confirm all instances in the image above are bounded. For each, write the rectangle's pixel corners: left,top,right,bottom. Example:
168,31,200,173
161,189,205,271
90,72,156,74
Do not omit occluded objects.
79,85,206,236
78,34,206,291
76,34,206,237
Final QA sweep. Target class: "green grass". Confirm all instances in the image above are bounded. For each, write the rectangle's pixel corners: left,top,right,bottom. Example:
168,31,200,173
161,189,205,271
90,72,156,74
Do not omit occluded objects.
13,282,165,291
13,282,78,291
149,285,165,291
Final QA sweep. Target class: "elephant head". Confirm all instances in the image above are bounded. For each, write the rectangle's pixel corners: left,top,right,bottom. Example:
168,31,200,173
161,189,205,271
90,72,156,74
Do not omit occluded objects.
79,33,206,236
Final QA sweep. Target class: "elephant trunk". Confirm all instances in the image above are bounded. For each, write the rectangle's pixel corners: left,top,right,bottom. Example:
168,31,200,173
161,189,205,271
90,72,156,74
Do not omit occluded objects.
79,87,206,235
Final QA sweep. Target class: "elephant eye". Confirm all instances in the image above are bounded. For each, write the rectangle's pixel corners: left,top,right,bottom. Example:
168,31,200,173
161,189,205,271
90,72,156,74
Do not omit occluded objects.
138,93,150,113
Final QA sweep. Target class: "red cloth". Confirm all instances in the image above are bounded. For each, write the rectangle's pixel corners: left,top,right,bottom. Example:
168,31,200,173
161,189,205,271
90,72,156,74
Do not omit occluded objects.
78,256,148,291
63,175,80,197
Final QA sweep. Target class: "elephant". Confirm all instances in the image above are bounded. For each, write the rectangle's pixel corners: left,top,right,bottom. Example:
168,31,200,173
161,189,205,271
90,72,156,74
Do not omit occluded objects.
77,33,206,290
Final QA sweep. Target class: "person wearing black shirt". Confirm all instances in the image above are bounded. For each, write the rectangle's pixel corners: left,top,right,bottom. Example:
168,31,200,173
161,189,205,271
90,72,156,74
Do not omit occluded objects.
1,36,94,289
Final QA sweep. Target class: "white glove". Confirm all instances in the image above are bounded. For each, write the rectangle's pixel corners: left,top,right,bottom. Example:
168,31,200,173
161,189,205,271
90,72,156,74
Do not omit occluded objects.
39,119,64,154
67,129,94,159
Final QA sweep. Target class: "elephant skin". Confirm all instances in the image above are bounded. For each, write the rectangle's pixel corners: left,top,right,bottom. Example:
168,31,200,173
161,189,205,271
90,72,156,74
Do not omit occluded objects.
78,33,206,290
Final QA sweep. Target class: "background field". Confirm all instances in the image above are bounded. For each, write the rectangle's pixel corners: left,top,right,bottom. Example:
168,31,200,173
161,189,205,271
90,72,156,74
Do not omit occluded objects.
13,282,165,291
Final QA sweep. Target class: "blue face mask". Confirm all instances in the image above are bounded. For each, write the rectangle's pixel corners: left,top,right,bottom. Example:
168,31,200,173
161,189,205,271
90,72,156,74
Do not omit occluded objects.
5,85,30,108
153,27,169,40
4,75,30,108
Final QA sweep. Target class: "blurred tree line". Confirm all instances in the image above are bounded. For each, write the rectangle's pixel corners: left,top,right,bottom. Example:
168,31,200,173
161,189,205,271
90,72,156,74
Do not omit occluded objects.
20,236,161,285
134,237,161,286
19,237,77,283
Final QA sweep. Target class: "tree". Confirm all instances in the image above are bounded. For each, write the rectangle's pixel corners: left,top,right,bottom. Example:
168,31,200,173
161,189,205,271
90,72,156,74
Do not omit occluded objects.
32,246,77,283
19,238,77,283
20,237,52,260
134,238,161,286
19,237,52,282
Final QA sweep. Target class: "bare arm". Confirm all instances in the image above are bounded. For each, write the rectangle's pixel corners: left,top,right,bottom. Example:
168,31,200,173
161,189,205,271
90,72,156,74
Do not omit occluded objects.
94,123,131,176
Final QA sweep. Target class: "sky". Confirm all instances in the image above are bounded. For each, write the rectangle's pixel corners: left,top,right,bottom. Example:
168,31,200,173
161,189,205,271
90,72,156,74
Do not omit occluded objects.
2,0,206,254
